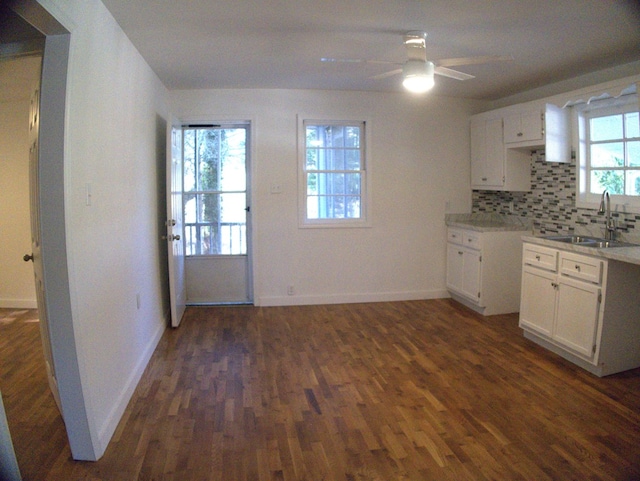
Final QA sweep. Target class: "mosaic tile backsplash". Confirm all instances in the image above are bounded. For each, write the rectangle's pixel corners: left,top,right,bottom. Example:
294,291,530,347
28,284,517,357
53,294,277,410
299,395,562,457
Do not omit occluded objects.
472,154,640,240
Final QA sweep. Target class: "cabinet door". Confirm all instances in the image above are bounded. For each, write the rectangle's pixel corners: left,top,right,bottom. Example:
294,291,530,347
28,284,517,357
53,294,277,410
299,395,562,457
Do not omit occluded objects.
504,110,542,143
461,249,481,302
554,278,600,358
470,119,504,187
519,266,556,337
446,243,465,293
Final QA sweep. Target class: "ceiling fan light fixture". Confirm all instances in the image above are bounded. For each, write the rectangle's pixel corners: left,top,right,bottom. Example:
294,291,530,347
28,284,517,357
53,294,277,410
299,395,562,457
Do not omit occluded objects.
402,60,434,93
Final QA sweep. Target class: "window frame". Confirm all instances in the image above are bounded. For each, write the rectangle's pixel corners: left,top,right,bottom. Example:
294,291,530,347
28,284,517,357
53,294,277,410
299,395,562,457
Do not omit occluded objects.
574,93,640,213
297,116,372,228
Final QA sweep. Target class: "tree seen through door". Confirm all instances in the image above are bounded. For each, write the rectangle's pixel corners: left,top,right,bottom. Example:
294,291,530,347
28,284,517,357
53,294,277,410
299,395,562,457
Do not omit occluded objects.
183,127,247,255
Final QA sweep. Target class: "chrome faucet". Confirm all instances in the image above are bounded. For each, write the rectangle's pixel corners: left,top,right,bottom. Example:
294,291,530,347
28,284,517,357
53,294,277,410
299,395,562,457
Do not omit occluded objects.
598,190,617,240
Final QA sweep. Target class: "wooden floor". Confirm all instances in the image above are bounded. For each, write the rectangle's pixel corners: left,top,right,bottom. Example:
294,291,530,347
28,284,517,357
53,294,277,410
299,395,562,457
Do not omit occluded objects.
1,300,640,480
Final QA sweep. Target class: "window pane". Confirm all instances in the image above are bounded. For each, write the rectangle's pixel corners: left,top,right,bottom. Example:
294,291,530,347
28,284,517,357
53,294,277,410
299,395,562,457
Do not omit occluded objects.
219,129,246,191
629,141,640,167
314,173,345,195
306,148,319,170
626,112,639,138
220,193,247,225
626,170,640,196
198,193,220,223
307,173,317,194
320,149,345,170
346,173,361,194
591,170,624,195
345,126,360,147
345,196,361,218
327,126,345,147
590,142,624,167
197,130,220,191
184,193,196,223
307,195,346,219
183,130,196,192
346,150,361,170
590,114,623,141
185,225,196,256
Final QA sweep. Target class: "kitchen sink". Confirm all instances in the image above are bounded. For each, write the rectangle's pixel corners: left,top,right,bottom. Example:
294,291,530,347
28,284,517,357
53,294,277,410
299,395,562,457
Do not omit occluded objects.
542,235,600,244
542,235,638,248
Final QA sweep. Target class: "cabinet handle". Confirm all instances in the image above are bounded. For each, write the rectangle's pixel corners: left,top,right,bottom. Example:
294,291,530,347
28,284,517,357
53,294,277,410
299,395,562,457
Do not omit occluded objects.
551,282,558,289
468,238,473,243
458,251,464,255
535,255,541,261
517,132,523,137
575,265,581,272
481,177,487,181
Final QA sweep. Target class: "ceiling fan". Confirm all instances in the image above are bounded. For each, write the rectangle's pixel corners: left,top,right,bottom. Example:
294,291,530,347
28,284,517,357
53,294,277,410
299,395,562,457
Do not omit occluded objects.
323,31,512,93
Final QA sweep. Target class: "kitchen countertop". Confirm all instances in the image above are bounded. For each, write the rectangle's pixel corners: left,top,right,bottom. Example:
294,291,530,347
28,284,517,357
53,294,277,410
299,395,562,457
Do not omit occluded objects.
522,234,640,267
445,213,532,232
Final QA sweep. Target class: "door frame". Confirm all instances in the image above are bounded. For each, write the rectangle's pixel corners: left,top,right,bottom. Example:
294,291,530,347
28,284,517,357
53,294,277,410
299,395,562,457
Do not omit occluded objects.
11,0,98,461
181,120,254,305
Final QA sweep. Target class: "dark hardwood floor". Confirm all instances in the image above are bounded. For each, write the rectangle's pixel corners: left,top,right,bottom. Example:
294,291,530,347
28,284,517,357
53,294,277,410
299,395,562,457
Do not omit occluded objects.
1,300,639,480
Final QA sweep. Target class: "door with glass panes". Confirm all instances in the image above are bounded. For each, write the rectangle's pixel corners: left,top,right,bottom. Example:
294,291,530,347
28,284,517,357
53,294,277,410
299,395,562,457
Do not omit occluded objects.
182,124,252,304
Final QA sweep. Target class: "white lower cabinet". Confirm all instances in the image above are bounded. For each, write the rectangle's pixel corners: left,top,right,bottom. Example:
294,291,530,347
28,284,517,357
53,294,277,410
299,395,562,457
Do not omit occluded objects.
520,242,640,376
520,245,603,359
446,227,523,315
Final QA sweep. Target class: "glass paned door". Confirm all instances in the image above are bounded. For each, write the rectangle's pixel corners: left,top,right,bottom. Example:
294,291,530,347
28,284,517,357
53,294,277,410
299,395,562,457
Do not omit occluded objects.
182,124,251,304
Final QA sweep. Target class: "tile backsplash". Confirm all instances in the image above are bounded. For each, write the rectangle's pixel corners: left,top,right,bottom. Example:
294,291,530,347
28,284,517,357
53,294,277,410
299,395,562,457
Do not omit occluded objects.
472,154,640,239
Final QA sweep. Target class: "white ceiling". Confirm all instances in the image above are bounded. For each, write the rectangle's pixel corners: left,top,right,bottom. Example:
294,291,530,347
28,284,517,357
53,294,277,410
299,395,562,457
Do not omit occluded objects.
101,0,640,100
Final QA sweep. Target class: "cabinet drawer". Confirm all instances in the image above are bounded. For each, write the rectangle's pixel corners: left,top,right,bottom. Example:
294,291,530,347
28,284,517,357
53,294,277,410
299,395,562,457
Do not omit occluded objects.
447,228,464,245
463,231,481,250
523,244,557,272
559,252,603,285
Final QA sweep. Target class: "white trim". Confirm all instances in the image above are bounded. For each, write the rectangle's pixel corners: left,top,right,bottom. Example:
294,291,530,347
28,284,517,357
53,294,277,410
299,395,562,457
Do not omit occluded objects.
255,289,449,307
574,90,640,213
0,299,38,309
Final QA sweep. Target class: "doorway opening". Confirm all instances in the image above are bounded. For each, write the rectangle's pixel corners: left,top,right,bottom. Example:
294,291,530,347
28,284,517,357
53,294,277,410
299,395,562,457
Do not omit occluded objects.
181,123,253,305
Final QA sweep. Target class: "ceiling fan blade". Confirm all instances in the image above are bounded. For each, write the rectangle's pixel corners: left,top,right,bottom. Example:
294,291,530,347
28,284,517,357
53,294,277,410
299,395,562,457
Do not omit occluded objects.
321,58,398,66
434,66,475,81
370,68,402,80
436,55,513,68
321,57,366,64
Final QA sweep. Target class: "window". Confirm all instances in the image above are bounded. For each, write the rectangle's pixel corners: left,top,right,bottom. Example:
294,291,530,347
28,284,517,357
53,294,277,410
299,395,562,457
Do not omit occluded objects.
300,120,369,227
576,92,640,212
183,125,248,255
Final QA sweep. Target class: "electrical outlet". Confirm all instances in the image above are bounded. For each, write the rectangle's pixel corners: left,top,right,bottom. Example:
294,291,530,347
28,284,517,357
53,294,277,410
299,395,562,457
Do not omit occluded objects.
287,285,294,296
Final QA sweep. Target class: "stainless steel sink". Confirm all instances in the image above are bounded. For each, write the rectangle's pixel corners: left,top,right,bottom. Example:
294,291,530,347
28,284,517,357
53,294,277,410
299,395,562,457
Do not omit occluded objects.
542,235,638,248
542,235,600,244
579,240,637,248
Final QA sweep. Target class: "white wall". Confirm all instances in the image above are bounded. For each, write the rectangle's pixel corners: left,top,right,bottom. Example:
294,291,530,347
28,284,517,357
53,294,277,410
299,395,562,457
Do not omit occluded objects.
37,0,170,459
172,89,484,306
0,57,40,308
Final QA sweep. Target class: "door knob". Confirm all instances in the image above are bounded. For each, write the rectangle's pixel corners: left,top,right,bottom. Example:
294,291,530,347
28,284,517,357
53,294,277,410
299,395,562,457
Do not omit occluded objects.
23,253,34,262
162,234,181,241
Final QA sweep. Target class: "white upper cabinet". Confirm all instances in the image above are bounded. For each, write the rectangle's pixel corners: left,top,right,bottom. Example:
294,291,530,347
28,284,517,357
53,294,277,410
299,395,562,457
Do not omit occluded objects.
504,109,544,144
503,104,571,163
470,118,504,188
470,116,531,192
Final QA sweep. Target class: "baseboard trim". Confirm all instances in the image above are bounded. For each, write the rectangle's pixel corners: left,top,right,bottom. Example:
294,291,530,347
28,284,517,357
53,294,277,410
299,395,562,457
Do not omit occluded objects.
0,299,38,309
94,314,167,457
254,289,449,307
